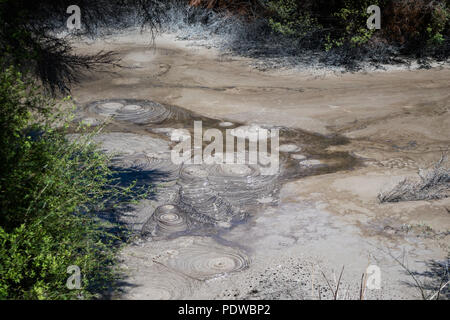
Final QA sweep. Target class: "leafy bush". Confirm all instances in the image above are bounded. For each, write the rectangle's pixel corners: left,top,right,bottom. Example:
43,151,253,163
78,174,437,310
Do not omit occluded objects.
382,0,449,45
264,0,380,50
0,67,145,299
332,0,380,48
266,0,319,39
260,0,449,57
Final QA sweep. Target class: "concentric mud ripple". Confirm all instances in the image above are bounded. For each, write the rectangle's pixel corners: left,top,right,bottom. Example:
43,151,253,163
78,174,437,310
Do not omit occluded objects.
123,263,195,300
163,238,250,280
77,102,356,240
178,165,234,224
230,124,277,141
87,99,172,124
175,161,279,226
92,132,171,155
105,138,181,183
208,163,278,206
211,163,254,177
180,165,210,181
111,153,181,182
141,204,189,238
279,144,301,153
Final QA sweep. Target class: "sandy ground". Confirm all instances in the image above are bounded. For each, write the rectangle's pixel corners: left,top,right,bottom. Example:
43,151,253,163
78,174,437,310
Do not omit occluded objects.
71,31,450,300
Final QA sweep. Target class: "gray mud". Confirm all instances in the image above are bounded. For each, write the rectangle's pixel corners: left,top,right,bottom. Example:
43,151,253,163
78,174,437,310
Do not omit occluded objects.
75,98,358,239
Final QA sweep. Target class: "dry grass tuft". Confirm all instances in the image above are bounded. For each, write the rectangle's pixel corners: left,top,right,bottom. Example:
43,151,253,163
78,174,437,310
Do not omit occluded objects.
379,154,450,203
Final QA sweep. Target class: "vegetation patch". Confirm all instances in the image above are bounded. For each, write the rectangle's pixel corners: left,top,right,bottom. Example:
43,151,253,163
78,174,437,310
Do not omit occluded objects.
0,67,148,299
187,0,450,69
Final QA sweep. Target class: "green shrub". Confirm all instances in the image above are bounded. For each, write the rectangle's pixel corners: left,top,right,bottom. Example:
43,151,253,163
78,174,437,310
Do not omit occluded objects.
0,66,146,299
265,0,449,53
332,0,380,48
267,0,319,38
382,0,449,47
265,0,381,50
427,2,449,45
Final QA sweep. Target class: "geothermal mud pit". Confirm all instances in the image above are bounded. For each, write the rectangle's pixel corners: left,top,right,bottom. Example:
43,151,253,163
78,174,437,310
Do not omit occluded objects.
76,98,357,298
79,97,356,235
71,33,450,300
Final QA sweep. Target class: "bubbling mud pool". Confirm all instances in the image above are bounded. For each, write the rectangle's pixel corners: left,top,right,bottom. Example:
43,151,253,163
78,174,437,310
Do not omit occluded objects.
119,236,251,299
73,98,360,297
160,237,251,281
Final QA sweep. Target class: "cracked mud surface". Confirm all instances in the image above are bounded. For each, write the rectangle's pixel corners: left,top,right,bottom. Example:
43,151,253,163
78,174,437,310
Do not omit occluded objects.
70,32,450,300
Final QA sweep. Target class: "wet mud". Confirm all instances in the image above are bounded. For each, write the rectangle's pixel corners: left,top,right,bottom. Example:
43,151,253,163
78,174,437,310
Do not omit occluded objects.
75,98,359,239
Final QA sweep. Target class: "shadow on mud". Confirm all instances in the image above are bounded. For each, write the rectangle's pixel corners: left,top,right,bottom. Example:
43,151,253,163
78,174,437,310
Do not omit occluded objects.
401,254,449,300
